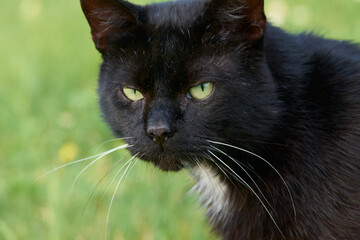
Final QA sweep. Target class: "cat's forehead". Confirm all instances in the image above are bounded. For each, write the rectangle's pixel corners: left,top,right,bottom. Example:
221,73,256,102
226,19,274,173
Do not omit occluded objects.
145,0,209,28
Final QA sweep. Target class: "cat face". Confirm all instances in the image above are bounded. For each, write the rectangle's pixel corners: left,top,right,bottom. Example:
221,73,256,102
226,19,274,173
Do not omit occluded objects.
81,0,279,171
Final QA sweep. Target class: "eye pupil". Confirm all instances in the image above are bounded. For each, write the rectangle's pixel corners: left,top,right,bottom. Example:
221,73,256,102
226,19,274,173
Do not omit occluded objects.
201,84,205,92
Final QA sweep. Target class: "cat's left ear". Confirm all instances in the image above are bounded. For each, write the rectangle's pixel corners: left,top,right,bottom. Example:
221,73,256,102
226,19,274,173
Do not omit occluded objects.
203,0,266,45
81,0,141,52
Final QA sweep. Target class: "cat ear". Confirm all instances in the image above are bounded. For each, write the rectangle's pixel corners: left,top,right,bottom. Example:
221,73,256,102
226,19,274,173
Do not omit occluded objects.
203,0,266,45
81,0,140,52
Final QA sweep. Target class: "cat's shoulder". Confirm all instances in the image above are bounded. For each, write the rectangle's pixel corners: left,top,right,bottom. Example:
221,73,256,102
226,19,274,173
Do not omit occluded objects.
266,25,360,85
266,24,360,60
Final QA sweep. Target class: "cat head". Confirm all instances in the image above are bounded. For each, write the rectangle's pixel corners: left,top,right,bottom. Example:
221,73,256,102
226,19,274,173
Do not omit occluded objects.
81,0,279,171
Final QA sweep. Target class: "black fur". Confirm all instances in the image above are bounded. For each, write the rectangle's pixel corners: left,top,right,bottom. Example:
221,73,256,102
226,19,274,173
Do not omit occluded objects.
81,0,360,239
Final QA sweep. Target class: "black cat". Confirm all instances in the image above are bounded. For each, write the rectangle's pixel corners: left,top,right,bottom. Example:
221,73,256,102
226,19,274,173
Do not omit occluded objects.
80,0,360,239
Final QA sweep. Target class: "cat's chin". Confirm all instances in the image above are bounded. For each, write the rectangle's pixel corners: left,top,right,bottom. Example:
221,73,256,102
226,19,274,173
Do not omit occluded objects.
153,158,184,172
139,154,186,172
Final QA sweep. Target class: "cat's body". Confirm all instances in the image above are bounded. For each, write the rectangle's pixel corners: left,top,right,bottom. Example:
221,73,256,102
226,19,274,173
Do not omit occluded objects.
81,0,360,239
190,25,360,239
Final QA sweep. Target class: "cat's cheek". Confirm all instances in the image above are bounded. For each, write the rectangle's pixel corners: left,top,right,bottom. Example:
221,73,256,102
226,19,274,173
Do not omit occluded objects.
101,91,143,137
109,105,144,140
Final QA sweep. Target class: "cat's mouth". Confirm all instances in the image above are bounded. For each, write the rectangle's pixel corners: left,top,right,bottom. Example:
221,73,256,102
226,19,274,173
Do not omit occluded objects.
127,140,201,171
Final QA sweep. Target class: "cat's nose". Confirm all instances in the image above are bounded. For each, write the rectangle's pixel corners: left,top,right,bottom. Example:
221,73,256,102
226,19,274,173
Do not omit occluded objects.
147,124,174,147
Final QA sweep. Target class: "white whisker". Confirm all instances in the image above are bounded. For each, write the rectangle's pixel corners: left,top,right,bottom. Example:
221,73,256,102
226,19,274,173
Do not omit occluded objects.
207,150,285,239
210,145,275,212
205,153,240,193
36,143,130,181
71,144,131,192
100,155,135,201
95,137,133,150
207,140,296,219
82,154,128,214
93,154,128,192
122,156,142,184
105,153,138,240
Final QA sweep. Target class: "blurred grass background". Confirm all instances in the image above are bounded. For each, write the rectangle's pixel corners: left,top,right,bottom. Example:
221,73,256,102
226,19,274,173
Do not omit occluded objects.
0,0,359,239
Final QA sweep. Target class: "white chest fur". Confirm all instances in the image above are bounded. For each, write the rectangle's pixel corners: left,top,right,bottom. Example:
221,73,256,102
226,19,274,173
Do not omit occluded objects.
190,164,231,222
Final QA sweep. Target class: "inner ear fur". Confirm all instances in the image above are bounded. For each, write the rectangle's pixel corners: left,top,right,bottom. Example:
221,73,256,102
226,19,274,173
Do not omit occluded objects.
81,0,140,52
203,0,267,45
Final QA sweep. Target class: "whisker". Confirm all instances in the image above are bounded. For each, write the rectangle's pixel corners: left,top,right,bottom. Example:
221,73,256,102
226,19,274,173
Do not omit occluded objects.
207,140,296,219
100,154,138,201
205,153,241,194
71,144,131,192
207,150,285,239
105,153,138,240
95,137,133,150
210,145,275,212
122,155,142,184
89,154,134,236
36,141,132,181
207,145,274,197
82,154,129,215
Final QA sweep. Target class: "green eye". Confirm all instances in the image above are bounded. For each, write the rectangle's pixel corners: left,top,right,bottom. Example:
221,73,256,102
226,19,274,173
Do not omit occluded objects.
188,82,214,100
122,87,144,101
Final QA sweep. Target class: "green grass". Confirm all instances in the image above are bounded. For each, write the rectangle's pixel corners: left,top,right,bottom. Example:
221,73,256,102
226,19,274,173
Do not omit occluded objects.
0,0,359,239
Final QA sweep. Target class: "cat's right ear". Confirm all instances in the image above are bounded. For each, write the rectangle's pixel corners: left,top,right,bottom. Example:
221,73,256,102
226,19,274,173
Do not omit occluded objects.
81,0,141,52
